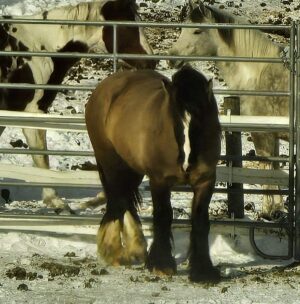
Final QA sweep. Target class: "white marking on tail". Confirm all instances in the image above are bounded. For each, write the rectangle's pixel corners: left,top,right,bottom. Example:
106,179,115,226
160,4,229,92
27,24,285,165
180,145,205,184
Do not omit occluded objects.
182,112,191,171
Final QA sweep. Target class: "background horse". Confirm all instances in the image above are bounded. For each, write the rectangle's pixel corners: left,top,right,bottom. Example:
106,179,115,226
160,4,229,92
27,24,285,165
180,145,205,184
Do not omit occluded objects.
0,0,156,208
169,1,289,219
85,65,221,282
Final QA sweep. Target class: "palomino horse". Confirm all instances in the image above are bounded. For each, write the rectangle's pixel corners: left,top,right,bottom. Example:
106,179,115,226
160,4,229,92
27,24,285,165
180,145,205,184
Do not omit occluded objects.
169,1,289,219
85,65,221,282
0,0,156,208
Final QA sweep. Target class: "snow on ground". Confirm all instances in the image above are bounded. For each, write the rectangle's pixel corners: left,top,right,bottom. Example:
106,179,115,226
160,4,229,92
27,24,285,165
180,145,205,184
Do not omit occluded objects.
0,0,299,303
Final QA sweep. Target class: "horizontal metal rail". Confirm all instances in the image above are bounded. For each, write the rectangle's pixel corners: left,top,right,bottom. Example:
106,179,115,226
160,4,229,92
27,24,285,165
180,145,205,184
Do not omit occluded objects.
219,155,290,162
0,111,291,141
221,124,289,132
0,82,290,98
0,179,288,195
0,148,93,156
0,17,291,30
0,50,285,64
0,120,289,133
0,148,289,162
0,181,100,189
0,213,289,231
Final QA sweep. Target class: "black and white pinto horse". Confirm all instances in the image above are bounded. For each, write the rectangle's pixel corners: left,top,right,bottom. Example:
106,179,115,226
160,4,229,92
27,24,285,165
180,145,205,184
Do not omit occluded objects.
0,0,156,208
169,1,289,218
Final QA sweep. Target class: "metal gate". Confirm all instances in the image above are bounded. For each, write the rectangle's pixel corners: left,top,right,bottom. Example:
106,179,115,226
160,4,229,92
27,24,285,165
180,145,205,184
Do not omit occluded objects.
0,17,299,260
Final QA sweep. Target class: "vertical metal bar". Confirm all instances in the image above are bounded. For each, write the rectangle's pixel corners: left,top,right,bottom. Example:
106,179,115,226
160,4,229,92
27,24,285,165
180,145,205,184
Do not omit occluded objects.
294,21,300,260
113,24,117,72
288,22,296,259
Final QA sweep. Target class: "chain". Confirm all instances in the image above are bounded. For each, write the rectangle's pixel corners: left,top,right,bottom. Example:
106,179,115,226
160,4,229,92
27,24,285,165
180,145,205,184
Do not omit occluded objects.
280,46,292,71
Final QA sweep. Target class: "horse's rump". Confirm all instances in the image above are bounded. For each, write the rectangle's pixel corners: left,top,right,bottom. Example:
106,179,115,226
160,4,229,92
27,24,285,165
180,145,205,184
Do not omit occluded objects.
86,70,181,177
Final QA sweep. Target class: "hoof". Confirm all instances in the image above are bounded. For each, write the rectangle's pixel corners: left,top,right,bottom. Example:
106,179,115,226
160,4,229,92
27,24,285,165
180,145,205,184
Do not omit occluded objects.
122,249,147,266
146,254,177,277
189,266,221,283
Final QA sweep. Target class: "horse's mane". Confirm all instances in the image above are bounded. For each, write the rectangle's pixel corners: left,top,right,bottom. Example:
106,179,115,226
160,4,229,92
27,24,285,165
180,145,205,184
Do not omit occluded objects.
171,66,221,167
43,2,103,21
191,5,282,58
42,0,139,22
172,66,218,119
190,5,235,47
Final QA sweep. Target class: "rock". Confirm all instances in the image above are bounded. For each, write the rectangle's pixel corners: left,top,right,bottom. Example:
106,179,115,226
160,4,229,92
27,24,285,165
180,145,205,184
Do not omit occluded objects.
10,139,28,148
6,267,27,280
40,262,80,277
17,284,29,291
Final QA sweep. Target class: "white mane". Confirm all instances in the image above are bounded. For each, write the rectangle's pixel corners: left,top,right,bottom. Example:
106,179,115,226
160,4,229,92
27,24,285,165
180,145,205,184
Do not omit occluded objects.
7,1,107,52
232,28,281,58
37,2,105,22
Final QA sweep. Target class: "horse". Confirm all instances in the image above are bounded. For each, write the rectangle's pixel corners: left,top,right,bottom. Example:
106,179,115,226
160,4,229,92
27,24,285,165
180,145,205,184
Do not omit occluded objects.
0,0,156,208
85,65,221,283
168,1,289,219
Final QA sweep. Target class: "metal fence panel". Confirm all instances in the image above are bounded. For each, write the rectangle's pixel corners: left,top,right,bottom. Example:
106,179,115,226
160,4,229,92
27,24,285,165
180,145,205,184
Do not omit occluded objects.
0,18,298,259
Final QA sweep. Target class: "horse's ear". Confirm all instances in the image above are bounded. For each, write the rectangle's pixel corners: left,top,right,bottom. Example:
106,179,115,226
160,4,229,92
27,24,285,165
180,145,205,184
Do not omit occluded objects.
207,78,214,99
120,0,137,9
180,0,199,22
188,0,198,11
199,1,212,18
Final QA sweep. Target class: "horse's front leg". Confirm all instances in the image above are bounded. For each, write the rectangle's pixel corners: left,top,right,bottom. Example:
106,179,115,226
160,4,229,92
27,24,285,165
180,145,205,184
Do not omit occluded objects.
189,175,220,283
22,127,64,209
146,179,176,276
251,133,283,219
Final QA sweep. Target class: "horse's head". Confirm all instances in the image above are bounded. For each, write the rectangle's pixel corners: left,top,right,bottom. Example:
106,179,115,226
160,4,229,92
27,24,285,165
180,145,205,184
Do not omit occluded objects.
101,0,156,69
168,1,227,68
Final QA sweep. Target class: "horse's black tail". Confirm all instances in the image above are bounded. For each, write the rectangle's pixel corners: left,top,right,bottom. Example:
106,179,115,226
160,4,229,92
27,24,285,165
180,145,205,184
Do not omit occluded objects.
171,65,216,118
133,190,143,209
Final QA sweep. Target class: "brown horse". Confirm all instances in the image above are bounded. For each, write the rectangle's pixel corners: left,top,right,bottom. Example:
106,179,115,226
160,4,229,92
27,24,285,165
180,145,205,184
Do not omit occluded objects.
85,65,221,283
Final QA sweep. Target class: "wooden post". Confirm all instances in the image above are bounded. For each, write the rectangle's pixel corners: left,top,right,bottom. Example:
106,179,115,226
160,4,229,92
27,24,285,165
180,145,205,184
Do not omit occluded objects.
223,96,244,218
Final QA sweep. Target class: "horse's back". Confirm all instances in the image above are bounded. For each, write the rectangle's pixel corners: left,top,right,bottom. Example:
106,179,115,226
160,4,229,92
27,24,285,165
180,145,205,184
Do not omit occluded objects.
85,70,182,177
86,69,170,127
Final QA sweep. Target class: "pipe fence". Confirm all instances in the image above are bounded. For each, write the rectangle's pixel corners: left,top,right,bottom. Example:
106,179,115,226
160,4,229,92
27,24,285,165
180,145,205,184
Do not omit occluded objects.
0,17,298,260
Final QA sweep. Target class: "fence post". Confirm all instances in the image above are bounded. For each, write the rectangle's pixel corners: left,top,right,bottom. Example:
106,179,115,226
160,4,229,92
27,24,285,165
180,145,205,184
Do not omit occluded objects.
294,22,300,260
223,96,244,218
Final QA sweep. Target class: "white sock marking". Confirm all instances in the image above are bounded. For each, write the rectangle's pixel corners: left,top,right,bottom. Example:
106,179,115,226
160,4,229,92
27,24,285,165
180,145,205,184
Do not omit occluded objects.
182,112,191,171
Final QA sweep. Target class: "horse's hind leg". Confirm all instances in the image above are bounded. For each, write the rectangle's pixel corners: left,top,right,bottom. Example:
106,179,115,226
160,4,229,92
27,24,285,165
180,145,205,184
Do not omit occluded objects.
96,153,146,266
22,128,64,209
146,179,176,276
251,133,283,218
189,175,220,283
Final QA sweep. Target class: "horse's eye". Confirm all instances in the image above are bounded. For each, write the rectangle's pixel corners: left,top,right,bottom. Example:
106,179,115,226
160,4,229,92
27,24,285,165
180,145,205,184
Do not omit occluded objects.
193,29,202,35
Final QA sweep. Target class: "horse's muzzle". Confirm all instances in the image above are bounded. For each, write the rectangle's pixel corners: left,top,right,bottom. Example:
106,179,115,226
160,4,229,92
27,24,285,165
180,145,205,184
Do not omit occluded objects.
167,50,185,69
124,58,157,70
168,59,185,69
138,59,157,70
